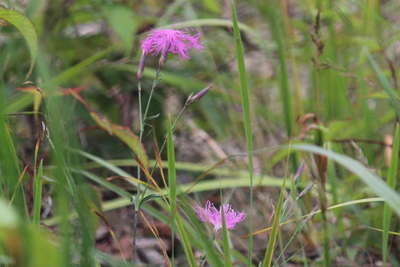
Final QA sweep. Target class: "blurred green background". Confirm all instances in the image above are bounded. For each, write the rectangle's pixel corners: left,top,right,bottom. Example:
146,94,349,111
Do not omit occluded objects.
1,0,400,266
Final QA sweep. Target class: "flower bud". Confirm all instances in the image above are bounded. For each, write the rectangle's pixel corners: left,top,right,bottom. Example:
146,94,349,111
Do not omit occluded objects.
186,84,212,105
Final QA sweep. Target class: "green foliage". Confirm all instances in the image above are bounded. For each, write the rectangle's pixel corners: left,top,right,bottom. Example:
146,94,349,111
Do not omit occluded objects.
103,5,137,54
292,144,400,216
231,1,254,263
262,178,286,267
1,0,400,266
0,7,38,76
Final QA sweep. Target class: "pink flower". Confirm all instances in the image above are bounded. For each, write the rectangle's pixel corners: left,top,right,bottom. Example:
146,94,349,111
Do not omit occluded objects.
137,29,203,79
141,29,203,60
195,201,246,232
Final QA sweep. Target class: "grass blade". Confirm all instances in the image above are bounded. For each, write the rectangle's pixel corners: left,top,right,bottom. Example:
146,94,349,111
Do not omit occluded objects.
382,123,400,264
175,215,198,267
167,121,197,266
252,197,383,237
221,204,233,267
262,177,286,267
367,51,400,118
167,119,177,265
0,7,38,77
181,198,224,267
73,169,131,199
33,160,43,224
0,113,25,213
167,119,177,220
292,144,400,216
231,1,254,264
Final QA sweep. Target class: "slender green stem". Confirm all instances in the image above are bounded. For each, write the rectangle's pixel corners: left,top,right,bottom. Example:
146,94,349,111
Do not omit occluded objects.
33,160,43,224
155,101,189,165
143,66,162,128
133,64,162,261
231,1,254,265
132,78,143,261
138,80,143,141
319,191,330,267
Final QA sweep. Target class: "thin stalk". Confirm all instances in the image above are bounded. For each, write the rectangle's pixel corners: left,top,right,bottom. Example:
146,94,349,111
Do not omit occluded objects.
167,119,179,266
143,66,162,125
262,177,287,267
32,159,43,224
231,1,254,265
316,136,330,266
138,80,144,143
153,98,189,164
133,64,162,261
132,78,143,261
319,190,330,267
221,204,233,267
32,125,44,224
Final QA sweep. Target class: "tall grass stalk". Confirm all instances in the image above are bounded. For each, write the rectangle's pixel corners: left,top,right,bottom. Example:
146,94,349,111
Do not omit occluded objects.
38,53,73,266
39,50,96,266
167,119,177,221
167,119,177,265
367,51,400,118
317,181,330,267
220,191,233,267
0,87,26,214
167,120,198,266
313,126,330,266
382,123,400,265
231,1,254,264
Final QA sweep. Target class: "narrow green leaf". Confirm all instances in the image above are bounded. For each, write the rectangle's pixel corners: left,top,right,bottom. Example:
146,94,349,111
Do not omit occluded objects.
221,204,233,267
73,149,145,190
73,169,131,199
166,127,197,266
47,47,114,88
33,160,43,224
175,215,198,267
167,119,178,265
262,178,286,267
167,120,177,216
0,7,38,77
231,1,254,263
89,112,149,168
292,144,400,216
367,51,400,117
